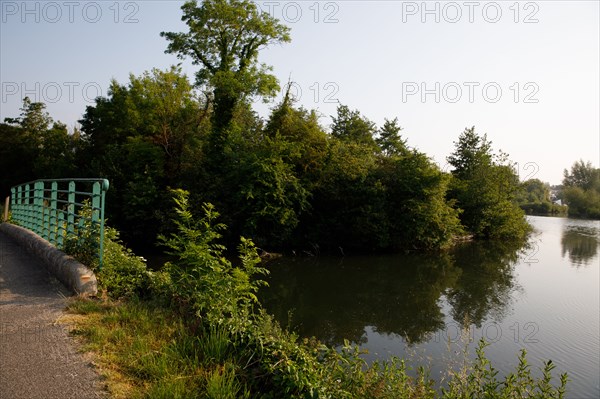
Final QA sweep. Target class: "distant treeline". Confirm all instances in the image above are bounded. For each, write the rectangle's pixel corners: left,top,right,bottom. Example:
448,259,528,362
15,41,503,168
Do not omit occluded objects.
516,161,600,219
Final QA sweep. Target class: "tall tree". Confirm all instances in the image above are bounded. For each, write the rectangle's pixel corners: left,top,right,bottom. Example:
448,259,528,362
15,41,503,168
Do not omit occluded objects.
330,105,377,148
447,126,492,180
448,127,529,239
561,160,600,219
79,67,207,246
563,160,600,191
161,0,291,152
376,117,408,156
3,97,78,181
4,96,53,138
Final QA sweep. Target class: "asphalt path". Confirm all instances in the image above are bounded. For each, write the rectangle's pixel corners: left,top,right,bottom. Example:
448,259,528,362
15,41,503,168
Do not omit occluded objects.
0,231,105,399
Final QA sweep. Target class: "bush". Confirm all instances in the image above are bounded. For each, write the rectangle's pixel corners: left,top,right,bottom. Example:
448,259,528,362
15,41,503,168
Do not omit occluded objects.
63,202,151,298
157,189,268,331
97,227,151,298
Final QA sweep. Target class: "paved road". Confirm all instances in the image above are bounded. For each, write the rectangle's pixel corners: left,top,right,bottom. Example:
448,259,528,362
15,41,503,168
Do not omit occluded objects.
0,231,105,399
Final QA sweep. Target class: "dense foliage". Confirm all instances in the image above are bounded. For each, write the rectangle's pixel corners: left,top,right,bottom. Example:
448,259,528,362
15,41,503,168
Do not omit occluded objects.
2,0,596,256
561,160,600,219
447,127,531,240
516,179,567,216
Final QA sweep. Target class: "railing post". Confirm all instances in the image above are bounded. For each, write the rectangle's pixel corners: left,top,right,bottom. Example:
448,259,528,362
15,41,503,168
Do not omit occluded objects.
57,212,65,248
3,196,9,222
49,182,58,244
67,181,76,238
41,182,51,241
15,186,22,223
34,181,44,236
99,179,109,270
24,184,31,230
91,181,102,269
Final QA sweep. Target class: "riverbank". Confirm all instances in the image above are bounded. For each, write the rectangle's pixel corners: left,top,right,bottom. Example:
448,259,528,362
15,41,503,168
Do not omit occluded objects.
59,201,568,398
66,295,569,399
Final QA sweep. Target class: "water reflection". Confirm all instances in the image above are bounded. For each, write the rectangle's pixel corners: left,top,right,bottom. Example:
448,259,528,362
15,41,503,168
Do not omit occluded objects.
446,240,523,328
561,223,600,267
260,239,525,347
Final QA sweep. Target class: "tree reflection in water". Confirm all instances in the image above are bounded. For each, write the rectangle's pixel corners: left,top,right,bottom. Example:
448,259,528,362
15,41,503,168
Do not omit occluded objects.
260,238,526,347
561,224,599,267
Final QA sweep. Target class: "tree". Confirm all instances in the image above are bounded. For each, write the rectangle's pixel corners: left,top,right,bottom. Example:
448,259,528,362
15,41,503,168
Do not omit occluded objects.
161,0,291,150
3,97,78,182
381,150,463,250
563,160,600,192
4,96,53,138
79,67,207,246
264,88,328,185
448,127,529,239
376,117,408,156
0,123,35,197
330,105,377,148
128,67,208,182
516,179,566,215
447,126,492,180
561,160,600,219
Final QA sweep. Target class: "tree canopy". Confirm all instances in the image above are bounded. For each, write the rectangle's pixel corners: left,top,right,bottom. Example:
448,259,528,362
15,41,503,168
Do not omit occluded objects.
561,160,600,219
447,127,530,239
1,0,552,254
161,0,290,149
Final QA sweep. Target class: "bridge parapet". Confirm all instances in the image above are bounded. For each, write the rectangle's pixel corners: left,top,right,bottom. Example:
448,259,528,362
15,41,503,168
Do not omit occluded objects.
9,178,109,269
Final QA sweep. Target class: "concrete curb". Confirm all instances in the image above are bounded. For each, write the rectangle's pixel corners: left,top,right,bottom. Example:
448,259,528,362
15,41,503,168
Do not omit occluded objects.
0,223,98,296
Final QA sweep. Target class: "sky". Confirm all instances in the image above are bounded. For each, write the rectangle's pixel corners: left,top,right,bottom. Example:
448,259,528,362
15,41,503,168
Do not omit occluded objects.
1,0,598,185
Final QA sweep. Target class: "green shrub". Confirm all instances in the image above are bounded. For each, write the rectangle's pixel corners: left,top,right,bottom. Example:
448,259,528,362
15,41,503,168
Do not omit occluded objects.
97,227,150,298
158,189,268,332
62,202,150,298
442,340,568,399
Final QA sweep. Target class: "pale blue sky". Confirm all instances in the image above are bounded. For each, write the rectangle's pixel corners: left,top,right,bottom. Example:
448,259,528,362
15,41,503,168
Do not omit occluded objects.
1,0,598,184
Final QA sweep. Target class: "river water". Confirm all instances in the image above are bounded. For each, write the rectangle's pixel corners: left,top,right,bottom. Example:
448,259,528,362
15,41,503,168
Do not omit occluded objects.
259,216,600,398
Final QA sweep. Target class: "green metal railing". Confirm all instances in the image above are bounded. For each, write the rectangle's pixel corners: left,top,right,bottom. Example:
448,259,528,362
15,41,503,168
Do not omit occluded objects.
9,178,110,269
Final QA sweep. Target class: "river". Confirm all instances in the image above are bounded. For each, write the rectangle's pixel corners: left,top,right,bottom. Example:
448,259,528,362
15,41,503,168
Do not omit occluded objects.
259,216,600,398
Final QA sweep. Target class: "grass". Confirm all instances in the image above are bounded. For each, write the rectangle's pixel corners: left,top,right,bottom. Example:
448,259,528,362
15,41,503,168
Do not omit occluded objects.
65,296,568,399
66,297,205,399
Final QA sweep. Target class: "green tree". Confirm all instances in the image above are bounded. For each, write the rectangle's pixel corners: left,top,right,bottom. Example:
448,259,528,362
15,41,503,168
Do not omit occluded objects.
561,160,600,219
161,0,290,150
563,160,600,191
376,117,408,156
79,67,206,246
0,123,35,197
264,88,328,187
235,135,310,247
381,150,463,250
2,97,78,183
518,179,551,203
516,179,566,215
4,96,53,137
447,126,492,180
330,104,377,148
128,67,208,183
304,138,387,251
448,127,529,239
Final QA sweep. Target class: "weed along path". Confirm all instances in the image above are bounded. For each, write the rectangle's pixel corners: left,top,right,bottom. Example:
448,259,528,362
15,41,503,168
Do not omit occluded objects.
0,231,105,399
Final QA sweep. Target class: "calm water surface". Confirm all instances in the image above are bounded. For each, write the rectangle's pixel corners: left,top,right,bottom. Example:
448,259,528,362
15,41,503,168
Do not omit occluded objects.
260,216,600,398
